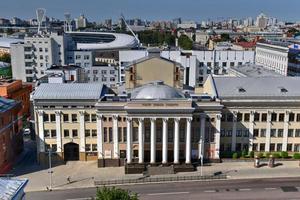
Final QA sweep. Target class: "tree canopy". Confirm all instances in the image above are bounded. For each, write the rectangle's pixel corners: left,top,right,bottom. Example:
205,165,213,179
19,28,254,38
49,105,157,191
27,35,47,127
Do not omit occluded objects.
94,187,138,200
0,53,11,63
178,35,193,50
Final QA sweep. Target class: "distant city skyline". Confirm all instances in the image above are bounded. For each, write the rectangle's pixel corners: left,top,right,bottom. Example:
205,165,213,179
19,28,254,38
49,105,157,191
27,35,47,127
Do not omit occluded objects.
1,0,300,22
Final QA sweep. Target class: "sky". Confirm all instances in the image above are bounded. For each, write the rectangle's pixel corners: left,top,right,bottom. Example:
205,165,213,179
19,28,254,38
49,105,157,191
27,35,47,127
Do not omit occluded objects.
1,0,300,22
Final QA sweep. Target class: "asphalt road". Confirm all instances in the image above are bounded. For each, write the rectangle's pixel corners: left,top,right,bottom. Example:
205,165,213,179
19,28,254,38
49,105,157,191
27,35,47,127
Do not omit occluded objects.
27,177,300,200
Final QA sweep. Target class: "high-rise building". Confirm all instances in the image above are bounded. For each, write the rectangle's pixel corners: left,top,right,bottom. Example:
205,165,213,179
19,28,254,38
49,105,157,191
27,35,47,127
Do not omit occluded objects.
75,14,87,29
256,13,268,29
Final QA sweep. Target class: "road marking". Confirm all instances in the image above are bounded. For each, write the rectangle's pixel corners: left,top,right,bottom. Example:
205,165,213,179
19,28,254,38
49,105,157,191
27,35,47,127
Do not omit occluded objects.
265,188,277,190
239,188,252,191
147,191,190,196
204,190,216,193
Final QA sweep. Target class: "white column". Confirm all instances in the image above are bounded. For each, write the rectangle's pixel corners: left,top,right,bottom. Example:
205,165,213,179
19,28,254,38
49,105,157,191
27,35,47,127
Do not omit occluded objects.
265,111,272,152
126,117,132,164
162,118,168,164
231,111,237,152
37,111,45,152
96,113,103,159
55,111,62,153
248,111,255,152
150,118,156,164
214,114,222,159
199,114,206,160
282,110,290,151
112,115,119,159
138,118,144,164
174,118,180,164
79,111,86,153
185,117,192,164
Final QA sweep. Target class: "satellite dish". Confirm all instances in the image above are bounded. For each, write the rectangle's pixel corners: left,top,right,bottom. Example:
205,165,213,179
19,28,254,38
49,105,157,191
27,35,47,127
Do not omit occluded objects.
36,8,46,34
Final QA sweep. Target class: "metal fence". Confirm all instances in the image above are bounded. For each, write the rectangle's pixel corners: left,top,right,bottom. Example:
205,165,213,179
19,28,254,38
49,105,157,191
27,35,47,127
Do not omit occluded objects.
94,174,227,186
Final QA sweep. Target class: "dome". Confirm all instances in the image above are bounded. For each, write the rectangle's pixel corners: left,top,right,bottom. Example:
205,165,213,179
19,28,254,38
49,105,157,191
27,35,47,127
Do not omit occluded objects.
131,81,185,100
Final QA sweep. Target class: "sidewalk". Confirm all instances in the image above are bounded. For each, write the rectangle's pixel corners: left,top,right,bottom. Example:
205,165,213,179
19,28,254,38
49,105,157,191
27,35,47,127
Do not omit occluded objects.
16,160,300,192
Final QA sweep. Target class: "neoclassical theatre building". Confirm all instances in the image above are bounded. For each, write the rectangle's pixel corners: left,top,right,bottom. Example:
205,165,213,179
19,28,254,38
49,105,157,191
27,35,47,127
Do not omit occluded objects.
32,75,300,169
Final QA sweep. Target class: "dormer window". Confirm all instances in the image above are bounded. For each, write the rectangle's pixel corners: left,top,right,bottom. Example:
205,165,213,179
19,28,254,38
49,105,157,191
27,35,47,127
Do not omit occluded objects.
238,87,246,93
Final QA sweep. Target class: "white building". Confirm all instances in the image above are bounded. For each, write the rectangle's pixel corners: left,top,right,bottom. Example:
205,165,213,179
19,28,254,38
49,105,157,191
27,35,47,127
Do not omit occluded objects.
75,14,87,29
256,13,268,29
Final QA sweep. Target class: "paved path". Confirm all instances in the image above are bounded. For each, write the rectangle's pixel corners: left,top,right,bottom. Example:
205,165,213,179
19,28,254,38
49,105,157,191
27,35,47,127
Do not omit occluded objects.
27,177,300,200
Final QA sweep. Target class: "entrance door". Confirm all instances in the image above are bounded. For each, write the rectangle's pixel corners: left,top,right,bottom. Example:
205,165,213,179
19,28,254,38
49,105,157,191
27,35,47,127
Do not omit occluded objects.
64,142,79,161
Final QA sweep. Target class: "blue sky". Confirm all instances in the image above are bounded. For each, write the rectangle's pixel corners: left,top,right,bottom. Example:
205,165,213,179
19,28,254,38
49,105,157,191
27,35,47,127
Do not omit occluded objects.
1,0,299,22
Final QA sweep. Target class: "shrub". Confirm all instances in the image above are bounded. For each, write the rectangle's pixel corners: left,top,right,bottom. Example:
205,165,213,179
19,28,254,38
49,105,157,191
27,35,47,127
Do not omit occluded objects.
249,151,255,158
241,150,248,158
280,151,289,159
264,152,271,158
272,152,281,159
256,152,264,158
94,186,138,200
232,152,239,159
293,153,300,159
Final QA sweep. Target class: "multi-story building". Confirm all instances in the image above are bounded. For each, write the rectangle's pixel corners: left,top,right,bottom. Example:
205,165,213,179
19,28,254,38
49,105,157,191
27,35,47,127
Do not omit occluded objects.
0,78,31,118
0,98,22,174
10,32,71,83
75,14,87,29
32,76,300,171
255,42,300,76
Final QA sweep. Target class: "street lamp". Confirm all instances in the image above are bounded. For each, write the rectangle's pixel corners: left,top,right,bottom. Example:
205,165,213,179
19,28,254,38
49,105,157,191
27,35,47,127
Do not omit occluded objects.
48,147,53,191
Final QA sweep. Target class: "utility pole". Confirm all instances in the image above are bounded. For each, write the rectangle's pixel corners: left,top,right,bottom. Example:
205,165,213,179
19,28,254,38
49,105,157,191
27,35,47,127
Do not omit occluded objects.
48,148,53,191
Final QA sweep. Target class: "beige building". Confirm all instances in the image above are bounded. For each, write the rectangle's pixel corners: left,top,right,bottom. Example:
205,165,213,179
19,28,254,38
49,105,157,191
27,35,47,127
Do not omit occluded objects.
32,75,300,172
125,56,184,90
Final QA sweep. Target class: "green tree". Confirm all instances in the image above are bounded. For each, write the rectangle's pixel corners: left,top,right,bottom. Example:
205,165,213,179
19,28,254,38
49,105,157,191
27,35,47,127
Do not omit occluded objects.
0,53,11,63
94,187,138,200
178,35,193,50
220,33,230,42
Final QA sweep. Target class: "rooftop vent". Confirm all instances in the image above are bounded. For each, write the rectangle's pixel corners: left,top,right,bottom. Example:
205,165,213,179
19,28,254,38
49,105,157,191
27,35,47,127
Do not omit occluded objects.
238,87,246,93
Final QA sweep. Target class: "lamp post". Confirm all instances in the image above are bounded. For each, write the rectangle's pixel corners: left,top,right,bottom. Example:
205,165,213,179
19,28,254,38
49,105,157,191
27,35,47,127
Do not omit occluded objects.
48,148,53,191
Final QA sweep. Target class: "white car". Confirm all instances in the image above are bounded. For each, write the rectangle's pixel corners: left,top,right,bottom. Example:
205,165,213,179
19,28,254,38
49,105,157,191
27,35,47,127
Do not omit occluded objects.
23,128,31,136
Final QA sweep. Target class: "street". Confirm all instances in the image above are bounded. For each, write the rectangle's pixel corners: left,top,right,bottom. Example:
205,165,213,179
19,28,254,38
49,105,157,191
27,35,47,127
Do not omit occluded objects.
27,177,300,200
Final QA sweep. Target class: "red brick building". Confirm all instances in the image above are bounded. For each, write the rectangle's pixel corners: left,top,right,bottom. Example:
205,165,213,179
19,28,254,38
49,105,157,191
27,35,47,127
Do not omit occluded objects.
0,97,22,174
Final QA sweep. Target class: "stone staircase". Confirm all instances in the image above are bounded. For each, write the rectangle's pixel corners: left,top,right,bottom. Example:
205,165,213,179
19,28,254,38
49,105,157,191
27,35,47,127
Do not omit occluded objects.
146,165,175,175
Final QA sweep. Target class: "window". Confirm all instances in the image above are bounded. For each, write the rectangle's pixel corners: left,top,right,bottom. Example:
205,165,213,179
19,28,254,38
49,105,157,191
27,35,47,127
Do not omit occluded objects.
244,113,250,122
260,143,265,152
277,129,283,137
230,62,235,67
253,129,259,137
92,144,97,152
287,144,293,151
109,128,113,142
85,144,91,152
261,113,267,121
72,114,77,122
243,130,249,137
91,114,96,122
254,113,260,121
76,55,81,59
288,129,294,137
92,129,97,137
226,130,232,137
44,130,50,138
253,143,258,151
295,129,300,137
237,113,242,122
278,113,284,122
101,70,107,74
52,144,57,152
104,128,108,142
294,144,300,152
85,130,91,137
226,113,233,122
43,114,49,122
93,70,98,74
277,144,282,151
289,113,295,122
271,129,276,137
72,129,78,138
50,114,56,122
110,70,115,74
222,62,227,67
63,114,69,122
271,113,277,122
297,114,300,122
84,114,90,122
84,55,90,60
64,130,69,138
236,130,242,137
51,130,56,138
270,143,275,151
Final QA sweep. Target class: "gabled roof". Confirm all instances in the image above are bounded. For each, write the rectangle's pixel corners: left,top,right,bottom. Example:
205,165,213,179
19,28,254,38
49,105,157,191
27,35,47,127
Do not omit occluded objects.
33,83,105,100
124,56,183,70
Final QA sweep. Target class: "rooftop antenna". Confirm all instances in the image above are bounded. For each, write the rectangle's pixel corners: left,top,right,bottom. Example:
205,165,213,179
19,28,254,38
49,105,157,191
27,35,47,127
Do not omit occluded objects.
36,8,46,34
121,14,140,47
64,12,72,32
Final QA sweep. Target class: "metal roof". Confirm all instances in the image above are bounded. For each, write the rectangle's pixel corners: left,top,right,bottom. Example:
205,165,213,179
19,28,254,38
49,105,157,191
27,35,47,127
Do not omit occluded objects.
0,97,17,113
229,64,283,77
0,37,24,48
213,77,300,99
33,83,104,100
0,178,28,200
